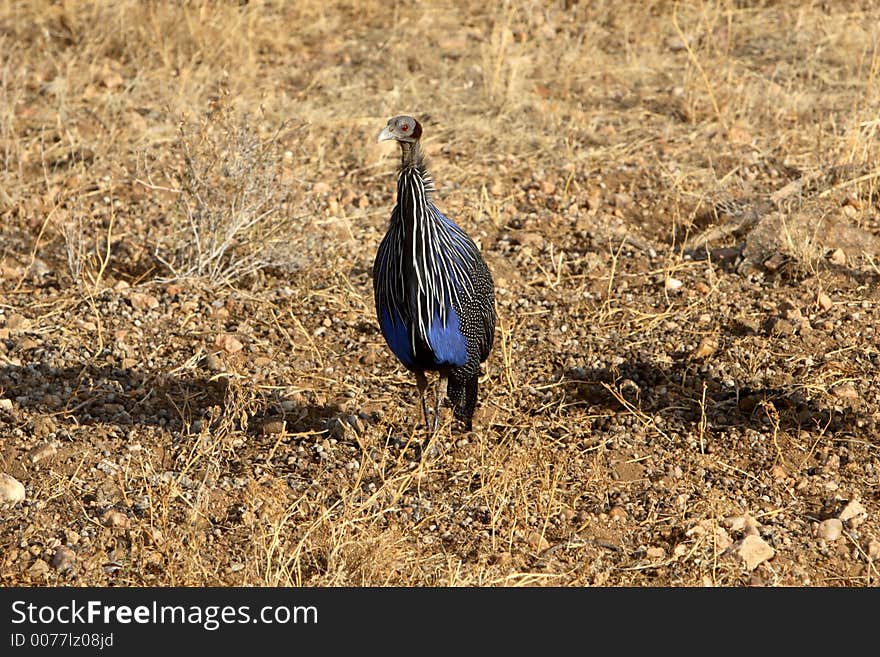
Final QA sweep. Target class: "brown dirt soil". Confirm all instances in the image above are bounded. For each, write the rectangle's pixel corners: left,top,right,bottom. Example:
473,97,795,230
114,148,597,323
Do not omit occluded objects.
1,1,878,587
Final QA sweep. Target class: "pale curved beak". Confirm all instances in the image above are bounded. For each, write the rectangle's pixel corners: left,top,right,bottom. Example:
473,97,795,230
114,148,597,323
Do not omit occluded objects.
377,125,395,142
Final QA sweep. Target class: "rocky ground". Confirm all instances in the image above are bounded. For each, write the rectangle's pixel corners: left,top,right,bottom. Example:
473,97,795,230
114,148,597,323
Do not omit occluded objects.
1,1,878,586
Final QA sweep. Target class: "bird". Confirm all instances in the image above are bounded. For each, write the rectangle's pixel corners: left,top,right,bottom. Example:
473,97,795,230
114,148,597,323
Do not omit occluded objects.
373,115,496,436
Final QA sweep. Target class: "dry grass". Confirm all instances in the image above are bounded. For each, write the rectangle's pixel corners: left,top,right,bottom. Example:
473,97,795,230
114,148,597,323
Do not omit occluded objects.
0,1,879,588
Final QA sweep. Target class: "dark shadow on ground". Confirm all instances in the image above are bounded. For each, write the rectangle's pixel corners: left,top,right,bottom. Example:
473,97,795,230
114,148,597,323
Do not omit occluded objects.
555,358,875,438
0,362,340,437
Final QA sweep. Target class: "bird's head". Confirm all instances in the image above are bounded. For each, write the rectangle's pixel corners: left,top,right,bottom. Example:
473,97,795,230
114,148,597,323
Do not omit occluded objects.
378,115,422,144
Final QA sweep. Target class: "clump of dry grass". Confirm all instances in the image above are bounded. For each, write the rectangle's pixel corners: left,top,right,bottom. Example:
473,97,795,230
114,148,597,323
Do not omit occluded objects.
152,96,303,285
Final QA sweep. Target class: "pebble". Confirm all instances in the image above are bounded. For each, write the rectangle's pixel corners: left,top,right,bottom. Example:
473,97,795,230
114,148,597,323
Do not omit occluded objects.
101,509,131,529
646,546,666,560
51,545,76,572
0,398,12,411
829,248,846,265
727,514,761,536
6,313,31,332
817,518,843,541
831,383,859,402
17,337,38,350
665,276,683,292
779,299,803,321
203,353,224,371
0,473,25,503
28,558,50,578
816,292,832,311
489,552,512,566
259,418,286,435
691,336,718,359
31,416,57,437
767,465,787,482
129,292,160,310
733,534,775,570
214,333,243,355
527,531,550,551
715,527,733,552
763,253,786,272
608,505,628,521
28,442,57,464
839,499,866,527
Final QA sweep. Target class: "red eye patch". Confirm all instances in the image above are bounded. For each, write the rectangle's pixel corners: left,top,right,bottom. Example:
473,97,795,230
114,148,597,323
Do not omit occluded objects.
401,124,409,131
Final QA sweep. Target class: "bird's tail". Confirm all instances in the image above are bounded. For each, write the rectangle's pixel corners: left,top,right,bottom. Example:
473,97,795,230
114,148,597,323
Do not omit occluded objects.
448,373,478,432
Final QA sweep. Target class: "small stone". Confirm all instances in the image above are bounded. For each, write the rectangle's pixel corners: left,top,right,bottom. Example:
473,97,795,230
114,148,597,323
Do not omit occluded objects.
203,353,224,372
214,333,243,355
695,281,711,295
28,558,50,578
527,531,550,551
31,415,56,437
665,35,690,51
841,204,858,218
6,313,32,332
763,253,787,272
613,192,633,207
101,509,131,530
691,336,718,359
259,418,286,435
0,473,25,503
513,231,544,249
51,546,76,573
16,337,38,350
727,514,761,536
608,505,628,521
817,292,832,311
733,534,775,570
817,518,843,541
665,276,683,292
831,382,859,402
867,539,880,559
778,299,803,321
646,546,666,560
714,527,734,552
839,499,867,527
0,398,12,412
727,125,752,145
829,248,846,265
28,442,57,464
770,464,788,481
129,291,160,311
488,552,512,566
765,317,796,336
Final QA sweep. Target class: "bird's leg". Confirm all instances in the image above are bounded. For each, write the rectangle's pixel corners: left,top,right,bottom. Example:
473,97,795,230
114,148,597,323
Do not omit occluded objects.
415,371,431,436
433,373,448,433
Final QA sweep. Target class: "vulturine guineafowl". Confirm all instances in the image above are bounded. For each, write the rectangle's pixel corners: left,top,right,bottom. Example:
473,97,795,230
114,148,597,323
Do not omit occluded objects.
373,115,496,436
